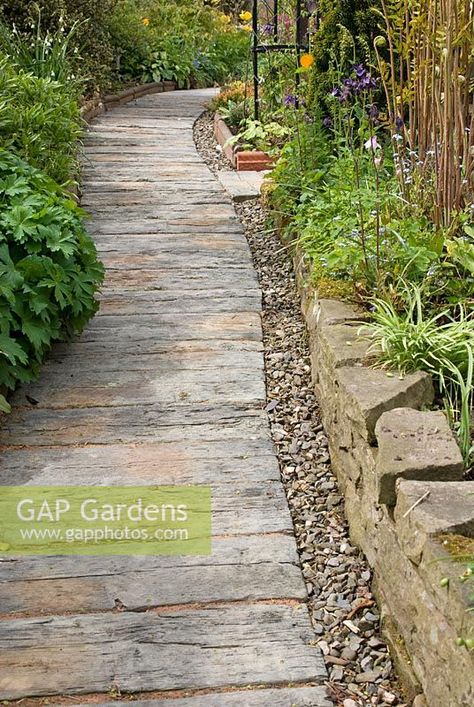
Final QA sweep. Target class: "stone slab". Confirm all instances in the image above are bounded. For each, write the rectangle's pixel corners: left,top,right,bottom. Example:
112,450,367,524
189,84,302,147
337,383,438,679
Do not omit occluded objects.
336,367,434,444
376,409,464,506
216,170,268,202
394,479,474,562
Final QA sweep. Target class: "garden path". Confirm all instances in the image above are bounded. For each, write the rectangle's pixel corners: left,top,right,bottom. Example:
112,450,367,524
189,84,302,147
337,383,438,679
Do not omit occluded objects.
0,89,329,706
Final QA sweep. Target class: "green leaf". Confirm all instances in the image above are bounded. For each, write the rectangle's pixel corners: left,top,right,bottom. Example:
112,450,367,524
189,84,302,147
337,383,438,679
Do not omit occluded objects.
0,394,10,414
21,317,53,350
0,333,28,365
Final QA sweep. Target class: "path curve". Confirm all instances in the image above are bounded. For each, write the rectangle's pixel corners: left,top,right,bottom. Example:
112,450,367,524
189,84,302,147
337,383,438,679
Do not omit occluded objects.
0,89,329,706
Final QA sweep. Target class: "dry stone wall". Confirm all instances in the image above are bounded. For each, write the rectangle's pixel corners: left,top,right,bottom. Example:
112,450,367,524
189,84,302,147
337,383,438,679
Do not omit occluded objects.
294,253,474,707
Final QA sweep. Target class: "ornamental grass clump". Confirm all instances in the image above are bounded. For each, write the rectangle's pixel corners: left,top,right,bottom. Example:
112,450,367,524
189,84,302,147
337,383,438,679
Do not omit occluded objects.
366,283,474,463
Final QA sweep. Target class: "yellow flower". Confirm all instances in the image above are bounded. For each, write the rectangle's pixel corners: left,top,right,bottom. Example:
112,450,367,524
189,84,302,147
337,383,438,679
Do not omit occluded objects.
220,13,231,24
300,53,315,70
239,11,252,22
142,18,150,27
241,24,252,32
210,0,220,4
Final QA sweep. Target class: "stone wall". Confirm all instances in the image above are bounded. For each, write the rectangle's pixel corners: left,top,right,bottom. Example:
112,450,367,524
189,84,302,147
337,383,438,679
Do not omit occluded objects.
294,253,474,706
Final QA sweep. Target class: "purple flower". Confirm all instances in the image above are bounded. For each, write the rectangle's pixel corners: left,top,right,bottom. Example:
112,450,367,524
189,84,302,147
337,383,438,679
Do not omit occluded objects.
261,23,274,35
330,65,378,103
323,116,333,128
353,63,367,78
368,103,379,120
395,116,404,132
283,93,298,107
331,85,351,102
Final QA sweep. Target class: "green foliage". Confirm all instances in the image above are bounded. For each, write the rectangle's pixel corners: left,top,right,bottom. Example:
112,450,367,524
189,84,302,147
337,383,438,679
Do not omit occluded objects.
269,117,331,218
218,100,248,132
0,150,104,398
0,57,82,185
0,14,81,87
0,0,117,93
365,283,474,463
230,118,291,153
0,1,249,92
110,0,249,88
295,153,446,292
307,0,382,112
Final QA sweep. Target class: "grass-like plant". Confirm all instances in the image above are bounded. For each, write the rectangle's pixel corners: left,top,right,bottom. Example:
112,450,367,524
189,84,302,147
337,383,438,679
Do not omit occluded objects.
365,283,474,464
0,12,81,87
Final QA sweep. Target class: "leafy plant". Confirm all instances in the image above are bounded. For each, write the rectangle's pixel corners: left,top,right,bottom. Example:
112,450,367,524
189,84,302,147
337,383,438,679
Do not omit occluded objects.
230,118,291,153
0,57,82,185
0,0,118,93
0,149,104,410
111,0,249,87
365,283,474,463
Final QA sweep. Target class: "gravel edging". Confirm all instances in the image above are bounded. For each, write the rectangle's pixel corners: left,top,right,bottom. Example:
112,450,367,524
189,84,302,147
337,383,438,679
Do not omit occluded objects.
193,112,407,707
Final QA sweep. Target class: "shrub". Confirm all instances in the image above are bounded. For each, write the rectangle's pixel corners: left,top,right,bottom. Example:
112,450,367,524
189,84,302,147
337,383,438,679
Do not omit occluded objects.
0,57,82,185
0,150,104,412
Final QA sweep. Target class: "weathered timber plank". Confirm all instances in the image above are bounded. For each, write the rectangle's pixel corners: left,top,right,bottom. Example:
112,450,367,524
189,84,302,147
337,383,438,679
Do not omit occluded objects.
88,221,243,236
97,252,253,270
11,366,266,408
101,269,259,293
43,345,263,369
0,404,272,446
46,339,264,360
81,193,228,207
81,181,222,193
0,441,279,486
85,204,238,219
75,687,332,707
0,604,326,699
42,346,264,372
0,534,305,614
80,312,262,343
97,292,261,315
0,475,290,535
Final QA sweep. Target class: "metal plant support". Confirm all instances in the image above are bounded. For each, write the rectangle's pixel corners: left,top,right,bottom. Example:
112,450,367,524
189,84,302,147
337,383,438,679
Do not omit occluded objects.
251,0,311,120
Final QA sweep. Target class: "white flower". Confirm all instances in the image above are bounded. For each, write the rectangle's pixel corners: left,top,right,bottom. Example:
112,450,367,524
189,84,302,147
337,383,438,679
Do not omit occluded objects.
364,136,381,151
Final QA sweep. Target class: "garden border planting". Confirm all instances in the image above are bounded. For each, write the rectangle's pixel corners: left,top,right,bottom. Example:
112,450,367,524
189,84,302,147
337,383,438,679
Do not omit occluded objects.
214,112,274,172
292,249,474,706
